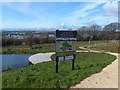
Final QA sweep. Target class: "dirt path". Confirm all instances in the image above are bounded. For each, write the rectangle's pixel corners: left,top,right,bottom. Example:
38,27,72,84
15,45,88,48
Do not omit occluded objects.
71,48,118,88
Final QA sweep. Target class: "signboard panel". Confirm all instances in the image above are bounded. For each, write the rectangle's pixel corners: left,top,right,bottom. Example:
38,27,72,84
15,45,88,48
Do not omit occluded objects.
65,55,74,60
56,38,76,41
58,55,74,61
56,51,76,57
58,57,64,61
56,30,77,38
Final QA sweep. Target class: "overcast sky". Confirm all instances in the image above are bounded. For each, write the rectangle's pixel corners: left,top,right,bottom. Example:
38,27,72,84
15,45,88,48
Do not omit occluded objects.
1,0,119,29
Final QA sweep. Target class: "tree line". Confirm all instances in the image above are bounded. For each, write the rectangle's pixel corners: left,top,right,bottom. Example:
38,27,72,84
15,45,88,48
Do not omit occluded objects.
2,33,55,48
77,22,119,41
2,22,119,48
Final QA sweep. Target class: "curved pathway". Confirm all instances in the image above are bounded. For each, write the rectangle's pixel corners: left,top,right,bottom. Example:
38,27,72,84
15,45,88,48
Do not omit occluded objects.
71,47,118,88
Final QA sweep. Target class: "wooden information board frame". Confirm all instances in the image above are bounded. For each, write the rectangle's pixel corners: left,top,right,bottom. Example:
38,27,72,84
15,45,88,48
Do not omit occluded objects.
55,30,77,73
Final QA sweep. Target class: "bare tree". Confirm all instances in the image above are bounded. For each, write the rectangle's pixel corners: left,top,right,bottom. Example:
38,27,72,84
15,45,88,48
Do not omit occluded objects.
103,22,118,33
102,22,119,40
88,24,102,40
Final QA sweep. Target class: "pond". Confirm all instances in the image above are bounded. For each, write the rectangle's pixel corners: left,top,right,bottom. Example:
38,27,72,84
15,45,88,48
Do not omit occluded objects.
0,54,32,71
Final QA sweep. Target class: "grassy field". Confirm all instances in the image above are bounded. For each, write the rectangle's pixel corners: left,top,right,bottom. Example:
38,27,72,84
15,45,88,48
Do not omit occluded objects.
1,40,119,54
2,52,116,88
88,42,120,53
77,40,120,53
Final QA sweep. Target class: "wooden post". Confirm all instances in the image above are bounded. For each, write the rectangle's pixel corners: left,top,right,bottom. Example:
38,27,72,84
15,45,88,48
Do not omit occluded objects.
56,56,58,73
72,58,74,70
64,56,65,61
72,54,76,70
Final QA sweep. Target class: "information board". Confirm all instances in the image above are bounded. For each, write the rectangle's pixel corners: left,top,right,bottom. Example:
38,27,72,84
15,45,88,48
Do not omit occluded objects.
55,30,77,73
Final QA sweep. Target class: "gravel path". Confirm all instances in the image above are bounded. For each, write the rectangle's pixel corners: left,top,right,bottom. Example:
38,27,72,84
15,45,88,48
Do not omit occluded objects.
29,52,54,64
71,51,118,88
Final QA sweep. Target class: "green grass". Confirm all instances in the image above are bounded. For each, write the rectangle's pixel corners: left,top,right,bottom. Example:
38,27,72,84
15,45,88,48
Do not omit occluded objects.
0,71,2,90
1,44,54,54
2,52,116,88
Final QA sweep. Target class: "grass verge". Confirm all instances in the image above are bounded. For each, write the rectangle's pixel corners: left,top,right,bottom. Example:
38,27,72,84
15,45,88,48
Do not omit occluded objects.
88,42,120,53
2,52,116,88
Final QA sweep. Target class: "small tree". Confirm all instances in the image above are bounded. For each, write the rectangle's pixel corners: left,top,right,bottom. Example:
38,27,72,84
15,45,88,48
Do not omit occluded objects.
26,34,34,49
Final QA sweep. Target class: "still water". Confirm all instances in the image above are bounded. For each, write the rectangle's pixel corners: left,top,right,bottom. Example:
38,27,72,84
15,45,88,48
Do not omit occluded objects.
0,54,32,70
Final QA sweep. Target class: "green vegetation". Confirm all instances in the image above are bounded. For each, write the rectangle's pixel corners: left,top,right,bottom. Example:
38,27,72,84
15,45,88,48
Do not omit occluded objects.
1,44,54,54
2,52,116,88
88,42,120,53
